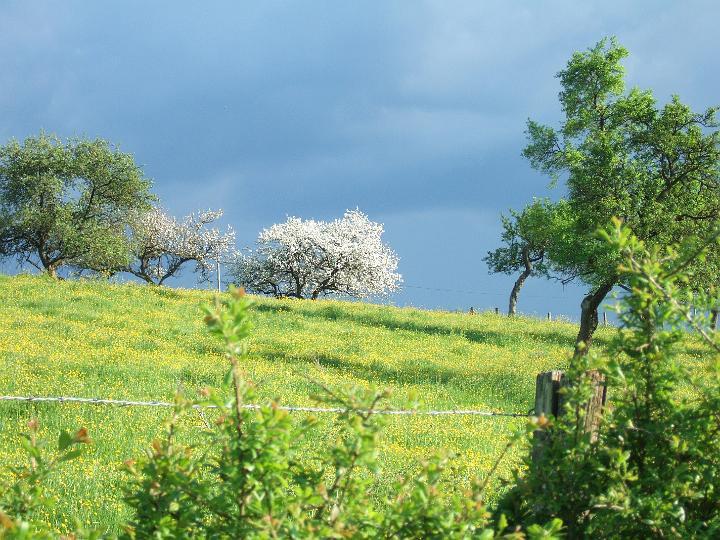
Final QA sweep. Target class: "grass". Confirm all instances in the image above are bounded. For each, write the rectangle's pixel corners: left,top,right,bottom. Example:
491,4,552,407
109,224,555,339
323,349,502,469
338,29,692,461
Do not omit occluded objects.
0,274,710,534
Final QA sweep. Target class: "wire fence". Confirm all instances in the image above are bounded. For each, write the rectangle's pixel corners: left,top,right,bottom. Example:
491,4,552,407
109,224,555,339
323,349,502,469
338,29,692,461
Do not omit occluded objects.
0,395,532,418
402,283,571,301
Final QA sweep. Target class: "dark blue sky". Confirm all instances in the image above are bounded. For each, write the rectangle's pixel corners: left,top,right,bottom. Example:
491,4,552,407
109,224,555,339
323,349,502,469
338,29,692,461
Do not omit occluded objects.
2,1,718,318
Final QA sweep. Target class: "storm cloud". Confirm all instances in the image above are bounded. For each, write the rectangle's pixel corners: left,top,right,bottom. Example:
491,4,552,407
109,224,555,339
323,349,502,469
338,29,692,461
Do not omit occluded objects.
2,0,718,317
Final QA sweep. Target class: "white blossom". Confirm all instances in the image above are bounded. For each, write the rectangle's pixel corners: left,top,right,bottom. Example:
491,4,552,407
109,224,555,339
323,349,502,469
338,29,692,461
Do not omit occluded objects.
127,207,237,285
232,209,401,299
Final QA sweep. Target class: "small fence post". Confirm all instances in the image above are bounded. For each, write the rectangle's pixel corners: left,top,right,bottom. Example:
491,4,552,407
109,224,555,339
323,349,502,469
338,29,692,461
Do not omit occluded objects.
494,307,499,315
533,369,607,460
603,311,608,326
547,312,551,321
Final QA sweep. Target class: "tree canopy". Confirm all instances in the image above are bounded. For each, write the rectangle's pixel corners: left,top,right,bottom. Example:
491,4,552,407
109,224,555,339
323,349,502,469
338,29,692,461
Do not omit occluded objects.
125,207,236,285
0,133,154,277
232,209,401,299
484,198,567,315
524,37,720,355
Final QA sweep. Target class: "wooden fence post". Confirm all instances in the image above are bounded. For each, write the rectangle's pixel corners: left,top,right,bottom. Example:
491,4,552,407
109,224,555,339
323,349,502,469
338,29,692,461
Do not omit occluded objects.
533,369,607,460
534,370,565,418
576,370,607,441
495,307,499,315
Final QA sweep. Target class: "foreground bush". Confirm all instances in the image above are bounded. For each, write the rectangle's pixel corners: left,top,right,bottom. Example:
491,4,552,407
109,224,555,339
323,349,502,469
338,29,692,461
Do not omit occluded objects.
499,221,720,538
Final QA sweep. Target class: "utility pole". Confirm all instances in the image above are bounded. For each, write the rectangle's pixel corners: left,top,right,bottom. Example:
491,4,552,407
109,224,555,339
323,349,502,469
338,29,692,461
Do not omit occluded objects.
216,258,221,292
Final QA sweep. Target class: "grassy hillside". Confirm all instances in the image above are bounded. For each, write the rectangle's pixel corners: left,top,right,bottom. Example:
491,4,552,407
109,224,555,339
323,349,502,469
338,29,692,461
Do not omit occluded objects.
0,273,703,534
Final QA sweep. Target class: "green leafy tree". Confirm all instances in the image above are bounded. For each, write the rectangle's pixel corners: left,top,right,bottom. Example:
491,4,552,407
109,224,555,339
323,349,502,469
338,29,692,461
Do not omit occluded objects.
524,37,720,356
484,199,567,316
0,133,154,278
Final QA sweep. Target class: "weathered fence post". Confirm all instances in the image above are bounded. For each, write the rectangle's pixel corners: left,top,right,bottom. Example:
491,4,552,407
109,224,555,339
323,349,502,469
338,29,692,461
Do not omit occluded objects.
577,370,607,441
494,307,499,315
532,370,564,461
547,312,551,321
533,369,607,460
534,370,564,414
603,311,608,326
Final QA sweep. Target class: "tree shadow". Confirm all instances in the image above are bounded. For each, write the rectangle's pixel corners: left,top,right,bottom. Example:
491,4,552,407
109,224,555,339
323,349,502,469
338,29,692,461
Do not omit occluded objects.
258,303,590,350
522,330,577,348
146,287,184,300
261,350,535,413
252,303,293,314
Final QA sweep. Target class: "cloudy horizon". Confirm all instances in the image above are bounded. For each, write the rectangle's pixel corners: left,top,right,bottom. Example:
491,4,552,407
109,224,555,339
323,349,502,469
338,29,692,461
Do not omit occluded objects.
2,0,719,319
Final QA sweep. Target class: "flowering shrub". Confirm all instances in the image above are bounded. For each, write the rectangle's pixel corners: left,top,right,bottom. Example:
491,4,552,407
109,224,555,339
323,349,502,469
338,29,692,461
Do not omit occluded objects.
125,207,236,285
232,209,402,299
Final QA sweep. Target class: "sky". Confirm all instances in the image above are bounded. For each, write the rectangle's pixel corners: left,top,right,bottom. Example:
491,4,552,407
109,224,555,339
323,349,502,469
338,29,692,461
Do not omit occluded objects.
1,0,719,319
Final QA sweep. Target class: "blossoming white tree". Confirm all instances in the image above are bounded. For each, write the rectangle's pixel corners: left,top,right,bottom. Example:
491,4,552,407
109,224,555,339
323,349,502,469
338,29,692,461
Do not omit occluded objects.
232,209,401,299
126,207,237,285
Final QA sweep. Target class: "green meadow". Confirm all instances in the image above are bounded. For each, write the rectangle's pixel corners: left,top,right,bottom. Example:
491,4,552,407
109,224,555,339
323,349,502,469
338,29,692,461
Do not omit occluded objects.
0,274,708,534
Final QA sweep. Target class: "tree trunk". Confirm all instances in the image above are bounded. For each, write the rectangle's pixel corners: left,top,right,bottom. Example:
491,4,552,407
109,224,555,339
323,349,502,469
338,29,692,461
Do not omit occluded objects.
130,269,158,285
44,257,61,279
508,247,539,316
38,245,60,279
711,309,718,330
292,273,304,299
509,268,531,316
574,280,615,358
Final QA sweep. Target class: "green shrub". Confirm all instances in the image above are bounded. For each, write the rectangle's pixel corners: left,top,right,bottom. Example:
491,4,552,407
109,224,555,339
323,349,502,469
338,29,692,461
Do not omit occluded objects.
498,220,720,538
0,422,92,538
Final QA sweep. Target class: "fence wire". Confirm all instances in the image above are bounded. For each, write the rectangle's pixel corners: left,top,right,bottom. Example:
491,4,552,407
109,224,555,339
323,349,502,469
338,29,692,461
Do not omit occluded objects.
0,395,531,418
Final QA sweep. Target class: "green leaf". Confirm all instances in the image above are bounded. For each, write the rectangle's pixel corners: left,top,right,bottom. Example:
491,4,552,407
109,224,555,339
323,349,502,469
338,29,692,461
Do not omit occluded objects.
59,448,84,462
58,430,74,451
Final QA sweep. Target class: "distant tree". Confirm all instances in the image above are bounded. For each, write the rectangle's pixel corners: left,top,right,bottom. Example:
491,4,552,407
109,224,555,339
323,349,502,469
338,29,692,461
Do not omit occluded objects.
232,209,401,299
125,207,236,285
524,37,720,356
484,199,565,316
0,133,153,277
